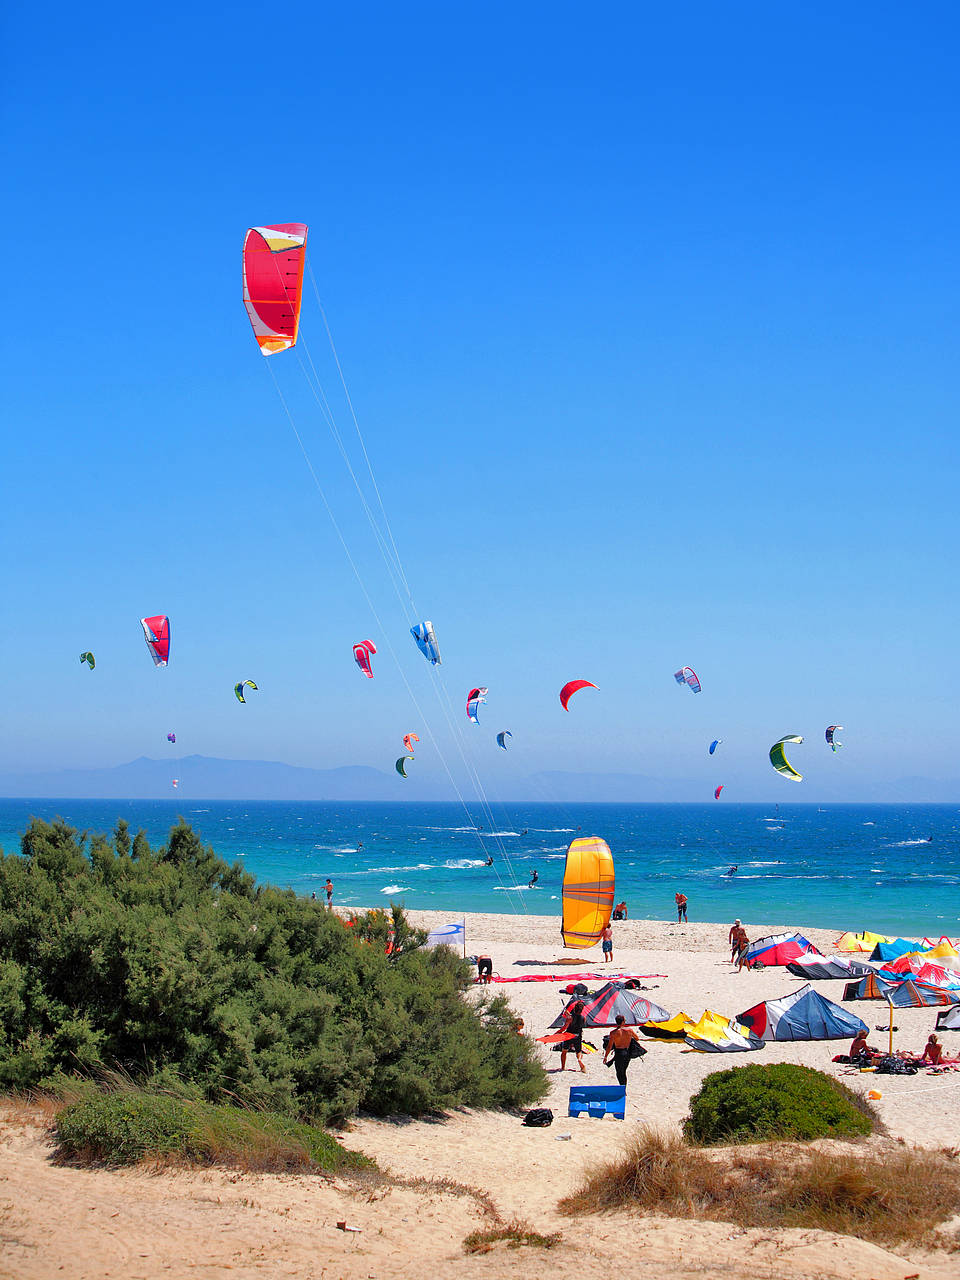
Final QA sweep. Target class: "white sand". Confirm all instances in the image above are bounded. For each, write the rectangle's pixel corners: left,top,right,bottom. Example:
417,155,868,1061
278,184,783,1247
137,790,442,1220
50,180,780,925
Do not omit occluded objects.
3,910,959,1280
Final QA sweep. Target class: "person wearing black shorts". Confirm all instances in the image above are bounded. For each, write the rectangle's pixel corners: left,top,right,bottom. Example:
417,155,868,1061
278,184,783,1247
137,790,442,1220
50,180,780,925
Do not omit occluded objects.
477,955,493,984
559,999,586,1072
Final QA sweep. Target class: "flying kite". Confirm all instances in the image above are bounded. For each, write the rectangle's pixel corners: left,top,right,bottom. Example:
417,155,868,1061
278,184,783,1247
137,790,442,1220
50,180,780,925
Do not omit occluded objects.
497,730,512,750
235,680,258,704
770,735,804,782
403,733,419,753
140,616,170,667
79,652,95,670
674,667,701,693
715,784,724,800
466,687,488,723
242,223,308,356
172,779,179,789
709,739,722,755
167,733,176,744
353,640,377,678
396,756,413,778
561,836,615,948
411,620,441,665
559,679,597,711
825,725,844,752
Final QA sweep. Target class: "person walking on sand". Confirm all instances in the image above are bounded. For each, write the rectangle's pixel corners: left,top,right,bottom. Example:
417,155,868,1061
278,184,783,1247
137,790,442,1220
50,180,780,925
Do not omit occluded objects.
728,919,743,961
559,998,587,1073
604,1015,644,1087
675,891,688,923
601,921,614,963
325,877,333,907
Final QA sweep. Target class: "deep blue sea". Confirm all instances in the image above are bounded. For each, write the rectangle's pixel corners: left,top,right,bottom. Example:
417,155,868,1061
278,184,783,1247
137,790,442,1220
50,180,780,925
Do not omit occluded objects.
1,800,957,937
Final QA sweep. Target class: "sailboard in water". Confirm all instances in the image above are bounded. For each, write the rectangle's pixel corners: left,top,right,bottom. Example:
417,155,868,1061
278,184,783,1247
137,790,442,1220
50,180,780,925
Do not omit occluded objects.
561,836,615,948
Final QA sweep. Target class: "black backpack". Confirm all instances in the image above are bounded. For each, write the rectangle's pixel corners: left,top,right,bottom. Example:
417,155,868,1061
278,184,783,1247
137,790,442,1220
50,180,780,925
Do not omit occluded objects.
522,1108,554,1127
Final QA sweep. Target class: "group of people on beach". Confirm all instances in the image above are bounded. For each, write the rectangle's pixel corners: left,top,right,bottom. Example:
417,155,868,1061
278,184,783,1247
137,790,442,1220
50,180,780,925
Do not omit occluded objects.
849,1029,945,1068
555,998,644,1087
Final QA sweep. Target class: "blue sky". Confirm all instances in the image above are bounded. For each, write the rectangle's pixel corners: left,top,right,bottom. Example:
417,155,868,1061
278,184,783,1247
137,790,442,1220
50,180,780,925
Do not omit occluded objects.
3,3,958,800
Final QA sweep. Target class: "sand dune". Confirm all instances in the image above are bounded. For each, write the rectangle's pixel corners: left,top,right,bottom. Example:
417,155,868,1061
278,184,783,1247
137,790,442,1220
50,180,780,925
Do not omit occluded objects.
3,912,959,1279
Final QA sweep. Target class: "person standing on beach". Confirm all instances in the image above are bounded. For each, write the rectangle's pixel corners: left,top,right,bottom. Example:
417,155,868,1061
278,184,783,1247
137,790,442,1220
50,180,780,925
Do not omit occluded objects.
675,891,688,923
325,877,333,907
604,1015,643,1087
559,998,587,1073
728,919,743,960
601,921,614,963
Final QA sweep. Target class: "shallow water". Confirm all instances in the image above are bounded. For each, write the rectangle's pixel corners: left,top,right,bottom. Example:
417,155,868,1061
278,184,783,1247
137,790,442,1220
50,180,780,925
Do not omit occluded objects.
1,799,957,936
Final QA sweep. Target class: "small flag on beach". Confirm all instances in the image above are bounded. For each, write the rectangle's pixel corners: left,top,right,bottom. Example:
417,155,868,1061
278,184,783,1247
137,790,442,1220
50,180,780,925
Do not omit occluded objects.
426,920,466,948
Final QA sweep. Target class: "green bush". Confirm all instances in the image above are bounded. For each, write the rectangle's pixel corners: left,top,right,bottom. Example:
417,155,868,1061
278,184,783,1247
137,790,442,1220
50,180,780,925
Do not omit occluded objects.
56,1091,200,1163
0,818,546,1122
684,1063,874,1145
55,1087,374,1170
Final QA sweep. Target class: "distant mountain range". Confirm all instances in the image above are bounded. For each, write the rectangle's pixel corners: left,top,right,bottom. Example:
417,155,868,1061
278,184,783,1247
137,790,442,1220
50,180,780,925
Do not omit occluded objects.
0,756,956,803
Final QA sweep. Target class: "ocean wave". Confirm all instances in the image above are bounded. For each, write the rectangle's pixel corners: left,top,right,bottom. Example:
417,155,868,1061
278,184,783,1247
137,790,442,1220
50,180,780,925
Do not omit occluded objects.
380,884,411,894
531,828,575,832
494,884,533,892
367,863,433,873
888,839,932,847
443,858,488,869
486,831,520,837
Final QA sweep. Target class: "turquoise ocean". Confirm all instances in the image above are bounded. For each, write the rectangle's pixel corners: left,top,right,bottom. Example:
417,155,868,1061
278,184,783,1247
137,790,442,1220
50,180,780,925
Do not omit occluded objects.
1,799,957,938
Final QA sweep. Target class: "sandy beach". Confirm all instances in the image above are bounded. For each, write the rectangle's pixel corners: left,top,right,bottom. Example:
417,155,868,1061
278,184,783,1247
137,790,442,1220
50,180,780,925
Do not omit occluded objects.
3,910,959,1280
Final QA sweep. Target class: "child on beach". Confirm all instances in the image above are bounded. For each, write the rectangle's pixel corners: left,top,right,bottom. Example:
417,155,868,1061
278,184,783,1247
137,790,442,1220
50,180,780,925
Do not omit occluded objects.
601,922,614,963
922,1034,943,1065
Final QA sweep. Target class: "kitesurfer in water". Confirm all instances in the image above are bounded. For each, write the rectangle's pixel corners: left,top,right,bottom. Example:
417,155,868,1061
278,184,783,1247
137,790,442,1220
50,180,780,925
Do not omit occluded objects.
726,865,738,876
357,840,363,850
485,856,494,866
520,829,528,836
528,869,539,887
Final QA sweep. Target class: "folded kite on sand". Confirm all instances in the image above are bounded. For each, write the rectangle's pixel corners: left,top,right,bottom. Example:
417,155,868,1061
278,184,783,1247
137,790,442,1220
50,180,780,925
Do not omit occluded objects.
493,972,666,984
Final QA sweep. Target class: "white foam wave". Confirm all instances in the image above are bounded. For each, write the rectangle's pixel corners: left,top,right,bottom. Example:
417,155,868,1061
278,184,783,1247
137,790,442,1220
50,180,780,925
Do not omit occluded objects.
888,839,932,847
494,884,533,892
531,828,574,832
443,858,488,869
380,884,411,894
367,863,433,873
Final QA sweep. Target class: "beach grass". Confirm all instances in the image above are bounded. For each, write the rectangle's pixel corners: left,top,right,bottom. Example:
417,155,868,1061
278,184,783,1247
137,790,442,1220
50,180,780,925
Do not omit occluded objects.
462,1219,563,1254
53,1081,374,1174
560,1125,960,1249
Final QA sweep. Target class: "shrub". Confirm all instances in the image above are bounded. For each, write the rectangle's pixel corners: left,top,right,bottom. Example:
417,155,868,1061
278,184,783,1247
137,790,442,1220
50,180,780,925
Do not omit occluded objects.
0,818,547,1122
684,1063,874,1145
56,1091,200,1163
55,1086,374,1172
560,1126,960,1249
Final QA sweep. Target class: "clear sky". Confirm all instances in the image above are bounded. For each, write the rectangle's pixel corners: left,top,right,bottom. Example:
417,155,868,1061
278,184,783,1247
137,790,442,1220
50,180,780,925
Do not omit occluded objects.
3,3,958,801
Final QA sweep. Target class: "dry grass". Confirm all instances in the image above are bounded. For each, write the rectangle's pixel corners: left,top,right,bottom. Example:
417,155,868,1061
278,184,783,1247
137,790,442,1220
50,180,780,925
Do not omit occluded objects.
559,1125,960,1250
463,1218,562,1254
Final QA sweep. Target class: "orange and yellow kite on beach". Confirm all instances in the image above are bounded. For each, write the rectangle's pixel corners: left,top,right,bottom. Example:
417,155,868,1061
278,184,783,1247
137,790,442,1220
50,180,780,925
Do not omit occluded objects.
561,836,615,948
